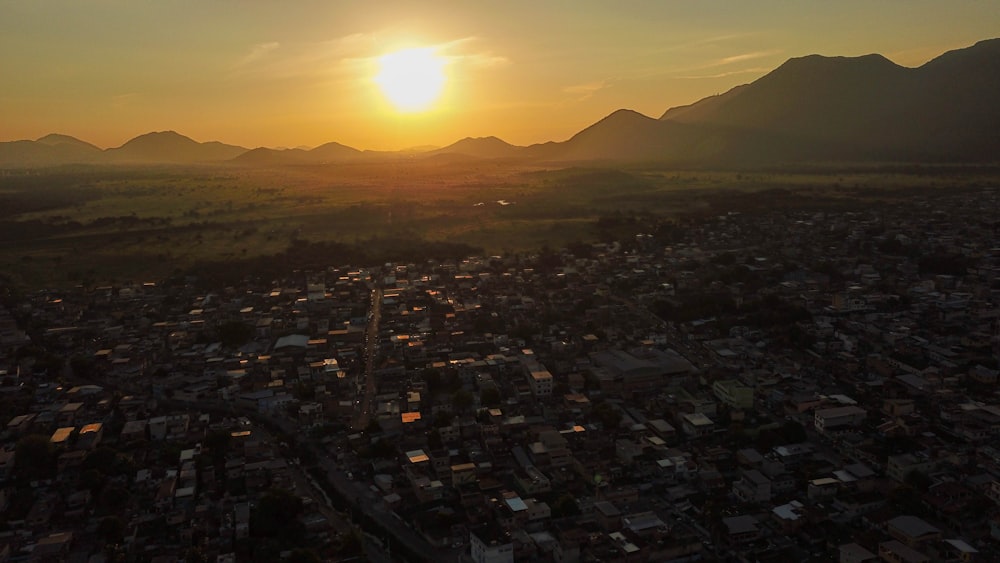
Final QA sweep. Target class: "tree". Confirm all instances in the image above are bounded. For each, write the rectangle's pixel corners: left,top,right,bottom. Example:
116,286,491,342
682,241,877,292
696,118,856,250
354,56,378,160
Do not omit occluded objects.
101,485,130,511
550,493,580,518
15,434,55,482
479,387,501,408
451,390,474,413
433,410,455,428
905,469,932,493
251,488,305,543
421,368,442,394
780,420,808,444
205,429,232,463
97,516,125,545
592,401,622,431
287,549,322,563
217,320,254,349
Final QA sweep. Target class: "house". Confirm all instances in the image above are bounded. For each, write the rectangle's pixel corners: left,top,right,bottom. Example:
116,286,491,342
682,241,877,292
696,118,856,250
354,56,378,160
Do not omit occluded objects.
814,405,867,433
680,412,714,437
888,515,941,547
886,453,935,483
29,531,73,563
721,515,760,545
713,379,754,409
838,542,876,563
878,540,930,563
732,469,771,503
470,525,514,563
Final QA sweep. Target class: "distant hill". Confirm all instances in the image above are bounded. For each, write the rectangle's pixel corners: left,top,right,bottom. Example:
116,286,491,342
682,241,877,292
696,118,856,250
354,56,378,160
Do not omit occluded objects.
0,134,103,167
230,147,311,166
2,38,998,168
652,38,1000,163
430,136,521,159
231,141,363,167
106,131,248,163
35,133,102,152
308,141,362,163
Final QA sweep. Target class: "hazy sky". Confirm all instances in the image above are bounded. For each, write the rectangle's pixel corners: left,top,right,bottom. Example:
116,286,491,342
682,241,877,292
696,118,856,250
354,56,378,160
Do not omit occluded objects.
2,1,997,150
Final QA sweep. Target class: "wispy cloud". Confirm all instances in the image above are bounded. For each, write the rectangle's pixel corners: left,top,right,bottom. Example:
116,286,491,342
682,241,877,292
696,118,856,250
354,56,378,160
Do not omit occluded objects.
670,67,773,80
228,33,374,81
562,80,608,101
111,92,139,108
715,50,782,66
229,33,508,85
235,41,280,68
647,49,782,80
414,36,510,68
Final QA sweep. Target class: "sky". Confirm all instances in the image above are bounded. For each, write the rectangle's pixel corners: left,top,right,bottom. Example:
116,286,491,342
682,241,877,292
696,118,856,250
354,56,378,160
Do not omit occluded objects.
2,1,998,151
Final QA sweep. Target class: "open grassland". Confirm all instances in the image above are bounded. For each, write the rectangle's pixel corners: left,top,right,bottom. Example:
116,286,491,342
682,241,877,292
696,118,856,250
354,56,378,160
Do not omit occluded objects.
1,160,997,288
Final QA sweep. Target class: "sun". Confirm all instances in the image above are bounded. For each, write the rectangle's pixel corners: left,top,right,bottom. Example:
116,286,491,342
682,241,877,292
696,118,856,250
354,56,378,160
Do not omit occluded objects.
374,47,447,113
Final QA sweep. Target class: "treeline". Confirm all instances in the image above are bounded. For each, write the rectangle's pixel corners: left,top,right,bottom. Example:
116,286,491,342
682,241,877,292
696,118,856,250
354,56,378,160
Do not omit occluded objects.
187,236,483,287
0,215,176,242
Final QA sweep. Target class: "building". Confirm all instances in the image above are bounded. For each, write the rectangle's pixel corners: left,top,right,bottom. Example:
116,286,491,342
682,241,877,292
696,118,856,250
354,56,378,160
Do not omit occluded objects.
839,542,876,563
528,369,553,398
878,540,930,563
713,379,754,409
887,515,941,547
680,412,715,437
814,405,867,433
733,469,772,503
470,525,514,563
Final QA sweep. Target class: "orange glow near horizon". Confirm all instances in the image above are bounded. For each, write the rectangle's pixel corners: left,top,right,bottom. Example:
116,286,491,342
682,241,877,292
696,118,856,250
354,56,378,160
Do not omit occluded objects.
0,3,997,151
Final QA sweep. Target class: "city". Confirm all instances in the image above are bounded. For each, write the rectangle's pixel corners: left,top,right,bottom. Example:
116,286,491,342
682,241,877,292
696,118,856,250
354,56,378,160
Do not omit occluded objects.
1,185,999,562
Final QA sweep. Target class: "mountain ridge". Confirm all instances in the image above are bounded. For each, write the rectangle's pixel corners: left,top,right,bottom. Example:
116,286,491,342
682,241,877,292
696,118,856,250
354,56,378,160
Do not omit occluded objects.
2,38,998,168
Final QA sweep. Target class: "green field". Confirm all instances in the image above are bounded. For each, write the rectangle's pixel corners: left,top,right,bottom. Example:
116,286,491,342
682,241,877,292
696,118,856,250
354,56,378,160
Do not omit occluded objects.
1,160,995,288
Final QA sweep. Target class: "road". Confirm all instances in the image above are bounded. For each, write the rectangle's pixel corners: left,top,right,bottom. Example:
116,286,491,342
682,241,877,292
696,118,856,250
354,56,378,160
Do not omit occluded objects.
165,398,458,562
354,287,382,431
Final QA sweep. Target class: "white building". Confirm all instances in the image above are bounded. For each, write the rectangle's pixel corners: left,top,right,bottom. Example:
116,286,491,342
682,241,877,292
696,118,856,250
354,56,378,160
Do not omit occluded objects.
814,406,866,433
470,526,513,563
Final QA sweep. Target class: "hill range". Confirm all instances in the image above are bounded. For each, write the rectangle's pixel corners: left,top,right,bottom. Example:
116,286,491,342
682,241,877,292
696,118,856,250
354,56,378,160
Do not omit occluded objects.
3,38,998,169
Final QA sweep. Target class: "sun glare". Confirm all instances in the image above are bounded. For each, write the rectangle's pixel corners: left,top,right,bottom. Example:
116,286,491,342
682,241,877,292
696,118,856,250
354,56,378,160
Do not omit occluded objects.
375,47,447,113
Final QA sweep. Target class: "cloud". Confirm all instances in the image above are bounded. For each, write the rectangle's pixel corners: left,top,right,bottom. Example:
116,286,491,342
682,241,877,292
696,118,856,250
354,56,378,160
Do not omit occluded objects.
715,50,781,66
562,80,609,101
228,33,373,81
646,49,782,79
436,37,510,68
236,41,281,68
670,67,773,80
111,92,139,108
226,32,509,89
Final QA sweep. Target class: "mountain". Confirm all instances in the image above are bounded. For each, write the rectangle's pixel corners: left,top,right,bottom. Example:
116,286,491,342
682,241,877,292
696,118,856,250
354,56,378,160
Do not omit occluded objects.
652,38,1000,163
2,38,998,168
106,131,248,163
526,109,678,162
231,141,363,166
308,141,362,162
0,134,104,167
230,147,311,166
35,133,102,152
430,136,521,159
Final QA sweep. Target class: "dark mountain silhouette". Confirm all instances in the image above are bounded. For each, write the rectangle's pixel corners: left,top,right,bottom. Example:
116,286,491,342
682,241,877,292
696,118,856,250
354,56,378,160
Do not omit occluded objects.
105,131,247,163
308,141,362,162
0,134,103,167
525,109,679,162
231,141,362,166
430,136,521,159
2,38,998,168
35,133,102,152
230,147,311,166
652,38,1000,163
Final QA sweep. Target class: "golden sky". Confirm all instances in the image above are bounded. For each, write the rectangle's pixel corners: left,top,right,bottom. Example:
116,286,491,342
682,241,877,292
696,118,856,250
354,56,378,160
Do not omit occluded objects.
2,1,997,150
